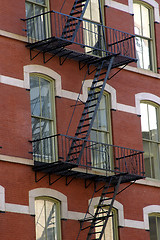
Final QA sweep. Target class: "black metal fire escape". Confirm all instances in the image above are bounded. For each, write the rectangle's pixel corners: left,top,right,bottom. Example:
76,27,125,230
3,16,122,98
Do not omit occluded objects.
22,0,145,239
67,55,115,164
61,0,90,40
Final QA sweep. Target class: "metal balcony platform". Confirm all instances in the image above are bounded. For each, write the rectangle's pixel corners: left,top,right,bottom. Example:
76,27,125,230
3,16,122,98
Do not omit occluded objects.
33,160,144,184
32,134,144,184
27,36,135,68
23,10,137,67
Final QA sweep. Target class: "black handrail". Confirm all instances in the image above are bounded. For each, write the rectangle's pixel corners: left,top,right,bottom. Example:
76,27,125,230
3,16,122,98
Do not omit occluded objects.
31,133,144,177
22,10,136,60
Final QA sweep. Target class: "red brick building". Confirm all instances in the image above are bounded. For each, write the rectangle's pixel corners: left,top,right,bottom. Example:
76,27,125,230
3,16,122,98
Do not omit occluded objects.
1,0,160,239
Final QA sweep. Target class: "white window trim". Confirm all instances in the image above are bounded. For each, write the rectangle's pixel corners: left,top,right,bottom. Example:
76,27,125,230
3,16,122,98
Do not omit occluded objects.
29,188,68,219
2,65,160,120
143,205,160,230
0,186,5,212
88,197,125,227
105,0,160,23
135,92,160,115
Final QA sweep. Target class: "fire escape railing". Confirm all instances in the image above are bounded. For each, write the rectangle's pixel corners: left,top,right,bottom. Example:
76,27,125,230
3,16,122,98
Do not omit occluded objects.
23,10,136,60
31,134,144,177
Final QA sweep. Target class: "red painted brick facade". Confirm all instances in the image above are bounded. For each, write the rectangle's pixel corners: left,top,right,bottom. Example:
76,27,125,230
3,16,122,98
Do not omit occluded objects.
1,0,160,239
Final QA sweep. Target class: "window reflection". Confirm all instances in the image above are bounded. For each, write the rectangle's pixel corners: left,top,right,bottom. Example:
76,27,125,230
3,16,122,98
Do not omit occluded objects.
35,198,60,240
140,102,160,179
149,215,160,240
30,74,56,163
95,206,118,240
25,0,49,41
91,94,112,169
133,3,152,70
83,0,105,56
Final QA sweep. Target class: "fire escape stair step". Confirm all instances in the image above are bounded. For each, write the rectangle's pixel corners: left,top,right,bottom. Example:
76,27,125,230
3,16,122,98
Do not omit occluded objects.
90,84,103,90
88,92,100,97
75,130,88,135
70,10,83,16
74,3,86,9
77,123,90,128
62,28,76,34
86,97,98,103
80,117,93,122
82,110,95,115
84,103,97,109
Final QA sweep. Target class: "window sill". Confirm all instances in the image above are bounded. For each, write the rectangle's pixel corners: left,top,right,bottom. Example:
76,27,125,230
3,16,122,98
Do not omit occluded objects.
0,29,27,43
122,65,160,79
136,177,160,188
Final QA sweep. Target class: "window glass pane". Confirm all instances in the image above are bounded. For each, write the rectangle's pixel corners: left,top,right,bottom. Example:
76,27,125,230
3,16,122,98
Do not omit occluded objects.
41,120,52,138
104,216,114,240
36,0,46,4
140,103,149,139
135,37,143,69
84,0,100,22
133,4,142,35
30,76,41,117
149,216,158,240
141,5,150,38
46,201,57,240
98,95,108,131
157,217,160,240
141,102,160,179
133,3,153,71
90,0,100,22
150,142,160,179
35,199,46,240
25,2,34,18
32,117,41,140
143,141,152,177
91,94,111,168
95,207,117,240
148,105,158,141
35,199,60,240
83,1,91,19
40,78,52,119
142,39,150,70
35,5,45,15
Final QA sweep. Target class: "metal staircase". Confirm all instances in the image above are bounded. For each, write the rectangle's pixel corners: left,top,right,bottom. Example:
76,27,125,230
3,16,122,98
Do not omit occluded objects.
67,55,115,163
61,0,90,40
77,175,123,240
23,1,145,239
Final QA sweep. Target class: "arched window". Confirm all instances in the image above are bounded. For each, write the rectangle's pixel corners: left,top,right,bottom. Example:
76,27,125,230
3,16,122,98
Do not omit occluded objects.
83,0,105,56
95,206,119,240
30,73,56,162
25,0,50,40
133,1,156,71
35,197,61,240
140,101,160,179
91,93,112,169
149,213,160,240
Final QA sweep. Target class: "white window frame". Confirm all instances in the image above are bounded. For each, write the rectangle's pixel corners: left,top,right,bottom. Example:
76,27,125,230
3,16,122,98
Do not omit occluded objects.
140,101,160,179
133,1,157,72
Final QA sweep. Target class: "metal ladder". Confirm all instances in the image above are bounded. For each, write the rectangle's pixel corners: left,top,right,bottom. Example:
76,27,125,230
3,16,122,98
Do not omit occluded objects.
76,175,122,240
67,55,115,163
61,0,90,40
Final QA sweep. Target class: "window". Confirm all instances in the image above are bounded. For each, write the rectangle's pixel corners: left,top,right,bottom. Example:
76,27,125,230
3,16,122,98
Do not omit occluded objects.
95,206,119,240
25,0,50,40
30,74,56,162
90,93,112,169
149,214,160,240
140,102,160,179
133,1,156,71
35,197,61,240
83,0,105,56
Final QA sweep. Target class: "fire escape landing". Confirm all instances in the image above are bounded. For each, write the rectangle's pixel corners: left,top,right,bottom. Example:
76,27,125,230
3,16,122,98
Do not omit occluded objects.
23,1,144,239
